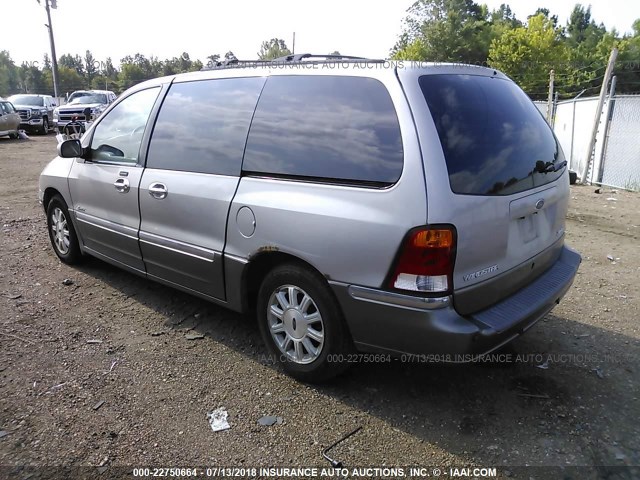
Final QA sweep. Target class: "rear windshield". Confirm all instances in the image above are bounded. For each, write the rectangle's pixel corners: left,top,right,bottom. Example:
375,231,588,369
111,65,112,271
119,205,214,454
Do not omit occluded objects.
420,74,565,195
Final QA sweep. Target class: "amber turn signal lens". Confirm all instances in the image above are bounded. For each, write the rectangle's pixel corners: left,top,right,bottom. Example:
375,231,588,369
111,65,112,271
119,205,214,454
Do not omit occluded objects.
411,229,453,248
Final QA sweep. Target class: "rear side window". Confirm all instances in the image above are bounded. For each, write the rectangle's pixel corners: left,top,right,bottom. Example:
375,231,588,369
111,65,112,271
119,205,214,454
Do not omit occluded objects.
243,75,403,186
147,77,265,176
420,75,564,195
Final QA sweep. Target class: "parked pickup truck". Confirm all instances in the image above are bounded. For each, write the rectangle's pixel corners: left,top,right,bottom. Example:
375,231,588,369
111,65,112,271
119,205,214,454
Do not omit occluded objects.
8,94,57,134
54,90,116,133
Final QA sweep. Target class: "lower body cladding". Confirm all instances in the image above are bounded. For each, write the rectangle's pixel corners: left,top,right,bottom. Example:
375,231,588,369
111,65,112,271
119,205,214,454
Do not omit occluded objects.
331,246,581,359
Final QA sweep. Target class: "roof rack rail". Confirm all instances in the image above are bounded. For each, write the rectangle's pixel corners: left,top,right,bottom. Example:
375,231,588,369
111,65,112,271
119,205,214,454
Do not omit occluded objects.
201,53,385,71
202,57,261,70
272,53,373,62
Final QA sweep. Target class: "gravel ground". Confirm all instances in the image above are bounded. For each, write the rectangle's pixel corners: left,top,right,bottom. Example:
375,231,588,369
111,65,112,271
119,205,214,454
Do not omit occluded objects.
0,135,638,480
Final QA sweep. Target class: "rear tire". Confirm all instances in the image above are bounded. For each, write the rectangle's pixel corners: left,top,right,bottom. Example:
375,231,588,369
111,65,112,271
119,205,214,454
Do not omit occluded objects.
8,132,18,139
46,195,82,265
257,263,353,383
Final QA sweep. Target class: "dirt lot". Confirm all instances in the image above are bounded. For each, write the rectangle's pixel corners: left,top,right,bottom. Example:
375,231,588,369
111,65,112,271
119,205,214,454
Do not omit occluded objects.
0,135,638,479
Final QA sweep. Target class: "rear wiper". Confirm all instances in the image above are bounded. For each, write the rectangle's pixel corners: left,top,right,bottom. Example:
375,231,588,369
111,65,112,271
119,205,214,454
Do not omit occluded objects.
535,160,567,174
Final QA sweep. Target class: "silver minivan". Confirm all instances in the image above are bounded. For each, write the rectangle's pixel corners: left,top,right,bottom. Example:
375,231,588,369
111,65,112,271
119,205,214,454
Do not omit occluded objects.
39,55,581,382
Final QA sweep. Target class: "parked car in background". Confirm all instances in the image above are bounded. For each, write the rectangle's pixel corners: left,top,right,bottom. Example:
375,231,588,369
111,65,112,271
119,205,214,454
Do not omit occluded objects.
39,55,581,382
8,94,57,134
0,98,21,139
54,90,116,133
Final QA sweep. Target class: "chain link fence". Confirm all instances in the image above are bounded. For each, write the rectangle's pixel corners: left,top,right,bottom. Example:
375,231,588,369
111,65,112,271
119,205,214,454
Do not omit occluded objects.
599,95,640,190
532,95,640,192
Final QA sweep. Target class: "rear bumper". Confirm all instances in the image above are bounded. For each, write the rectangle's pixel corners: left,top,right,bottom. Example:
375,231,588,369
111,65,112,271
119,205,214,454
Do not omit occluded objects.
331,245,581,358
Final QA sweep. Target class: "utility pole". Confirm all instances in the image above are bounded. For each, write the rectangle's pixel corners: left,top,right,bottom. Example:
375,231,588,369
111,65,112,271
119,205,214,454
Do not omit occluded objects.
580,47,618,184
292,32,296,55
39,0,60,100
546,70,554,124
595,75,618,184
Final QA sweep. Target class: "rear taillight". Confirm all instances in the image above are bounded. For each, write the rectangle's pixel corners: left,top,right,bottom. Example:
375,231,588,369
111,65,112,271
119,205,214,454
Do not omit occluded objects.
387,226,456,295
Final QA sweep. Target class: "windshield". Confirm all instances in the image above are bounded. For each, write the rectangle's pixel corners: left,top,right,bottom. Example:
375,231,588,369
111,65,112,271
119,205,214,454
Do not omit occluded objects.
68,93,107,105
8,95,44,106
420,74,565,195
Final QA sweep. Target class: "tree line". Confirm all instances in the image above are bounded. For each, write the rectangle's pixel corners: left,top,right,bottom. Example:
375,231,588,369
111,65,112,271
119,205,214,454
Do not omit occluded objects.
392,1,640,98
2,3,640,100
0,38,297,98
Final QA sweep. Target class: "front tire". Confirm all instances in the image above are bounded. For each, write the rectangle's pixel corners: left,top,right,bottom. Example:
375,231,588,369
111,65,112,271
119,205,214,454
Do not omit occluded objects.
257,263,353,382
39,117,49,135
46,195,82,264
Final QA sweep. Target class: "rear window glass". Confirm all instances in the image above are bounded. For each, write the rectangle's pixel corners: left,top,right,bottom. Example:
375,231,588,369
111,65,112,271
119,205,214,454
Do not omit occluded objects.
243,75,403,186
420,74,565,195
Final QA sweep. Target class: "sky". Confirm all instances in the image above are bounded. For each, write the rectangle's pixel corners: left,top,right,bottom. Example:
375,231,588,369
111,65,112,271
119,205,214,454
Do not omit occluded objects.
2,0,640,67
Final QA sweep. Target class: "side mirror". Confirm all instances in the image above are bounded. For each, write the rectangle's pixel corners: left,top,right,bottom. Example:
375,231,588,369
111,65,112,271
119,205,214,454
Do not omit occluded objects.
58,139,83,158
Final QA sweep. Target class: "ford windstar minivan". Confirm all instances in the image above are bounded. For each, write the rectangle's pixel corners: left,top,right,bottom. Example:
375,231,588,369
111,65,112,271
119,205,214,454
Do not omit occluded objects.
39,54,581,381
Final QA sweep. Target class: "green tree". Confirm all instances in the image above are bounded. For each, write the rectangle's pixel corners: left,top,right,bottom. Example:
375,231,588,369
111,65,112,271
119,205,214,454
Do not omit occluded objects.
391,0,491,63
392,38,429,60
529,8,559,29
0,50,20,96
619,20,640,93
488,14,569,98
162,52,200,75
59,53,85,77
102,57,118,80
258,38,291,60
562,5,608,96
118,63,146,90
206,54,221,67
120,53,163,88
42,69,53,94
488,3,522,42
596,28,640,95
84,50,98,85
18,63,47,93
57,65,85,95
91,75,109,90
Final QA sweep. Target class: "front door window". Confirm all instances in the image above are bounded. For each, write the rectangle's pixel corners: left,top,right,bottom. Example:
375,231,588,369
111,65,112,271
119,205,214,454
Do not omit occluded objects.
90,87,160,164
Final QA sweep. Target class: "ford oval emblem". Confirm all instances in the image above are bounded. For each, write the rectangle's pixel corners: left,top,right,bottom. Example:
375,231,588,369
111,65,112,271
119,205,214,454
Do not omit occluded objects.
535,199,545,210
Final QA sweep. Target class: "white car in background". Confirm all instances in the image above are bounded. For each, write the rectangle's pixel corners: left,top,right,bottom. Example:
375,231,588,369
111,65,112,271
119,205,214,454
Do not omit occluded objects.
54,90,116,133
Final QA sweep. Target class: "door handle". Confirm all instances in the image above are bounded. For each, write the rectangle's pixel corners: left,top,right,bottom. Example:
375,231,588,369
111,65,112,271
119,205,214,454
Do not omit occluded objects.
148,182,168,199
114,177,130,193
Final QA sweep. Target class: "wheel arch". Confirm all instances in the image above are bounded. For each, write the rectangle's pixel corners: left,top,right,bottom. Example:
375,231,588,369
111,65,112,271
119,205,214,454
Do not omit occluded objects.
42,188,82,246
42,187,62,213
241,251,333,313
